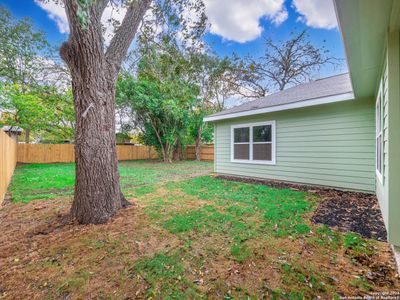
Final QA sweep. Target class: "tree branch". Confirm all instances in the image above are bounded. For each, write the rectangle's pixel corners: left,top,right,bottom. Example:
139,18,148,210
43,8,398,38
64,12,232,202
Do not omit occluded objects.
105,0,151,74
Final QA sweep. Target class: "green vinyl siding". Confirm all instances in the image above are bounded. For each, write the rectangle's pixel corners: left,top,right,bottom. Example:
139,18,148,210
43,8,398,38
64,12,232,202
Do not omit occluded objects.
214,98,375,192
387,30,400,247
376,30,400,247
376,53,389,227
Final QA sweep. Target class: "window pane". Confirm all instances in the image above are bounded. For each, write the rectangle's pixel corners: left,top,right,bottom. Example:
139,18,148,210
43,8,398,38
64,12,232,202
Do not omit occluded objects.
234,127,249,143
253,125,271,142
376,101,381,132
377,136,382,173
234,144,250,160
253,143,272,161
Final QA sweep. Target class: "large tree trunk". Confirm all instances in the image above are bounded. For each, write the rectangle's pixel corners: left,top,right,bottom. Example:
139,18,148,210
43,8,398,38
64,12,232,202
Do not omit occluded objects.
69,72,126,224
60,0,150,224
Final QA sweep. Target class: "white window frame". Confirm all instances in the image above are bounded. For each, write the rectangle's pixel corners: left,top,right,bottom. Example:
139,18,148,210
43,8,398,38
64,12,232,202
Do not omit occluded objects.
231,121,276,165
376,85,383,183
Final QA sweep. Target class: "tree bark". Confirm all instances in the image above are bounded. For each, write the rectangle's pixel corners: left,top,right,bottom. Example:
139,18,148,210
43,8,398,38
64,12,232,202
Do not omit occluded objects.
25,129,30,144
194,126,202,161
69,75,124,224
173,141,183,161
60,0,150,224
195,137,201,161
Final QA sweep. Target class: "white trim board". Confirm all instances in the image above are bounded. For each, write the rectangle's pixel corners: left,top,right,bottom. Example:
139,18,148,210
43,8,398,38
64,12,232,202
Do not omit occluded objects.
230,120,276,165
204,92,355,122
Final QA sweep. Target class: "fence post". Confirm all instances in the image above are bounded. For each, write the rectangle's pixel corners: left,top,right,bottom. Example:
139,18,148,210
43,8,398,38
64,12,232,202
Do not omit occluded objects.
0,131,17,204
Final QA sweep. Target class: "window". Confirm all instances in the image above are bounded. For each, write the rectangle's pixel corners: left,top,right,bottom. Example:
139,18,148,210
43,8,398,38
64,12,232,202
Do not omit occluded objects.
376,86,383,180
231,121,276,164
233,127,250,159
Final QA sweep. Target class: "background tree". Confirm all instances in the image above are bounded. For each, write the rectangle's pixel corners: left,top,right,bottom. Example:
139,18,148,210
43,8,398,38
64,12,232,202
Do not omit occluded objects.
0,85,49,139
0,84,74,142
121,34,257,160
35,87,75,142
117,76,197,163
187,105,213,161
190,54,245,111
252,30,338,92
0,6,50,86
117,40,199,162
0,6,70,142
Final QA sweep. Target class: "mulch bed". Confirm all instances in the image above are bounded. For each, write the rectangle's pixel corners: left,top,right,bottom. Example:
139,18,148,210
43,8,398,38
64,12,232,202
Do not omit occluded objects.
215,175,387,242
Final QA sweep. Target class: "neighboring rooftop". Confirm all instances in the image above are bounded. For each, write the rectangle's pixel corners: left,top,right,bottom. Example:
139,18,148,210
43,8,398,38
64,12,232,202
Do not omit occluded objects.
2,126,23,134
205,73,354,122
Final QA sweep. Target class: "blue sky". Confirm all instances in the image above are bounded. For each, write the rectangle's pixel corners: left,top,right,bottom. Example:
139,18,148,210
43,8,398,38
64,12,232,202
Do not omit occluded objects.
1,0,347,78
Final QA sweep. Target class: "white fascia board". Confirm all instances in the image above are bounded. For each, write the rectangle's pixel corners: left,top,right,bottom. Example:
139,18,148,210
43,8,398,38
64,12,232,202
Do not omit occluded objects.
204,92,355,122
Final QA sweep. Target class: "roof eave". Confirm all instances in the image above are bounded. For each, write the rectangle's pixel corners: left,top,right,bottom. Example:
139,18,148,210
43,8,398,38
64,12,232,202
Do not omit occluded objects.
333,0,394,98
204,92,354,122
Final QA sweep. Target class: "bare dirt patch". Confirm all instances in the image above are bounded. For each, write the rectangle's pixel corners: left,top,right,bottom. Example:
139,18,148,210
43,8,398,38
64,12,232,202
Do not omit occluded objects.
0,197,181,299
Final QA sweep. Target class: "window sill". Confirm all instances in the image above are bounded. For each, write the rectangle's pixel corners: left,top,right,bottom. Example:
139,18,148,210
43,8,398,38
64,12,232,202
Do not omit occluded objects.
230,159,276,165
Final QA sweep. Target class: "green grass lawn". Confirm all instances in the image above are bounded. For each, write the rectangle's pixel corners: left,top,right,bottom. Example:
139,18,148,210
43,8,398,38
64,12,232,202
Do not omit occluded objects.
2,161,398,299
9,160,213,203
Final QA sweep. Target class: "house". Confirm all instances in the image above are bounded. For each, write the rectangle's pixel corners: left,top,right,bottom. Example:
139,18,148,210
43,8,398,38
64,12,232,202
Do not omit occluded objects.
204,0,400,256
2,126,22,142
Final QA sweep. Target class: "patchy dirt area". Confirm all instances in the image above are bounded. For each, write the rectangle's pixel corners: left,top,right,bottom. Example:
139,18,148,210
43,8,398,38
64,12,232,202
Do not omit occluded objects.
0,197,180,299
216,175,387,242
0,171,399,299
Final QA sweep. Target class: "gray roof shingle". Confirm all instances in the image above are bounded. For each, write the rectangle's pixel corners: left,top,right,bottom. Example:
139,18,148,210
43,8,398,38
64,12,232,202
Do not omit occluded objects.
2,126,23,133
208,73,353,118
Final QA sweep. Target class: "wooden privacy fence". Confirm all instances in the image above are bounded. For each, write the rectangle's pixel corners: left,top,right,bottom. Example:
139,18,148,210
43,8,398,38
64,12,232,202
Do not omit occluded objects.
0,131,17,204
1,142,213,203
17,144,214,163
186,144,214,162
17,144,158,163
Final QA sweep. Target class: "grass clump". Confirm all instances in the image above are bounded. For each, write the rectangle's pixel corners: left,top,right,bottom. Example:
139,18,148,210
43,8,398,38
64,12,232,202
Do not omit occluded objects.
230,236,252,262
344,232,373,255
163,205,237,234
343,232,376,265
307,225,342,250
349,276,373,291
134,252,199,298
56,269,93,296
132,184,157,197
278,261,335,297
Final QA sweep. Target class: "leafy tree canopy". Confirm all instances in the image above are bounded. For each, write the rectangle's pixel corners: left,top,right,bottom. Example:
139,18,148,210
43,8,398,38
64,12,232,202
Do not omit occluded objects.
0,84,74,142
0,6,50,85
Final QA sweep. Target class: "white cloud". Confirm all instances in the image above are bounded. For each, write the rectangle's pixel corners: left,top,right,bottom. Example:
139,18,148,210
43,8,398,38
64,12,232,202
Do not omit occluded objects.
34,1,127,45
101,5,127,44
292,0,337,29
271,9,288,25
34,0,69,34
203,0,288,43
